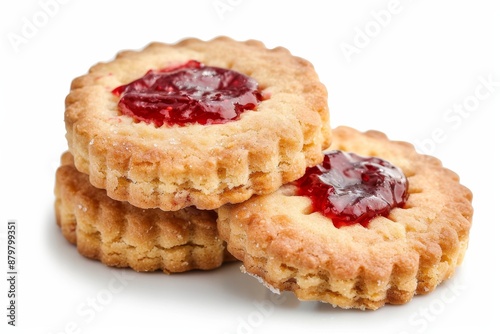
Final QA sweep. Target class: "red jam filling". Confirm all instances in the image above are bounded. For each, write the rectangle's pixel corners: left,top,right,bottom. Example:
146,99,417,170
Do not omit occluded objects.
293,150,409,228
112,60,263,127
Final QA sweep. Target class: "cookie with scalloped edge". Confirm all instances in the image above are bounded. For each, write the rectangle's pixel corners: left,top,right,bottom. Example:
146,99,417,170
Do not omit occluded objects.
55,152,235,273
217,126,473,310
65,36,331,211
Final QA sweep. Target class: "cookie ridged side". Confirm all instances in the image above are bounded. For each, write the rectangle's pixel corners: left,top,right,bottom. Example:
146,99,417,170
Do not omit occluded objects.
55,152,234,273
65,36,331,211
217,126,473,310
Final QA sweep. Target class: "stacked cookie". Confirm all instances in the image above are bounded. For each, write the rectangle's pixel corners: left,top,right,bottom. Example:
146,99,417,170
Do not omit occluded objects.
55,37,473,310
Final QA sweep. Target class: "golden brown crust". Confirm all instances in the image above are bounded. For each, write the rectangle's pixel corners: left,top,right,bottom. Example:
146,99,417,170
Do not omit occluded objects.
65,36,331,211
55,152,235,273
217,126,473,310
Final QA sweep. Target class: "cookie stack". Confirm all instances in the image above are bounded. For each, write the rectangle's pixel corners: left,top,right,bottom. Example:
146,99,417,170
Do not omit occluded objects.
55,37,473,310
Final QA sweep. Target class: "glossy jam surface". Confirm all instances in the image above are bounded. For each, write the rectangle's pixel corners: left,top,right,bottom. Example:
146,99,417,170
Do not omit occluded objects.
294,150,408,228
112,60,263,127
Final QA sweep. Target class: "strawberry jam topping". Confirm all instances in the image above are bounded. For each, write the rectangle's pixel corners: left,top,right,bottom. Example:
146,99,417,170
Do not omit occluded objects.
112,60,263,127
293,150,408,228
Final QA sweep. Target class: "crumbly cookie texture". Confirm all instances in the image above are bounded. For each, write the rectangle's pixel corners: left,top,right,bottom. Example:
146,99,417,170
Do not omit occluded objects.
65,36,331,211
217,126,473,310
55,152,235,273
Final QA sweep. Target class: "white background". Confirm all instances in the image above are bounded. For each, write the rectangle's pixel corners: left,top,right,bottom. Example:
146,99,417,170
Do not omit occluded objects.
1,0,499,333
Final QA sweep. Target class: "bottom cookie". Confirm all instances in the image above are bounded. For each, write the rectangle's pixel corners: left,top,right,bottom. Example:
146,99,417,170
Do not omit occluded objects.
217,126,473,310
55,152,234,273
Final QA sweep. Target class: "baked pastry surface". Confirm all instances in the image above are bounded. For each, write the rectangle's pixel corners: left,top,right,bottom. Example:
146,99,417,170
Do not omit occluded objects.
65,36,331,211
55,152,234,273
217,126,473,310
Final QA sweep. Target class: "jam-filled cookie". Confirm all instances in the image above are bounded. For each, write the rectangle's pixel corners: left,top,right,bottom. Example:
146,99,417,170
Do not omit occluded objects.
65,36,331,211
217,126,473,310
55,152,235,273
